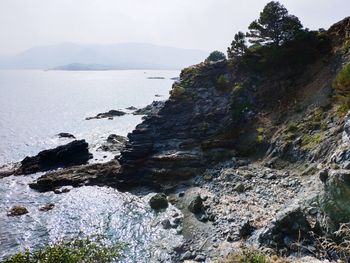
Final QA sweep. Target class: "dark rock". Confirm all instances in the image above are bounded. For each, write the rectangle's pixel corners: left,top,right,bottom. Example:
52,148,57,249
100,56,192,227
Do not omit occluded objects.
161,219,171,229
19,140,92,175
57,133,75,139
178,191,185,197
98,135,127,153
85,110,126,120
188,195,204,214
239,220,255,238
0,163,20,179
149,193,168,210
126,106,137,110
7,205,28,216
319,169,329,183
39,203,55,212
29,160,120,192
320,170,350,228
259,206,311,251
132,101,165,116
118,61,237,187
194,255,206,261
234,183,245,193
180,251,192,261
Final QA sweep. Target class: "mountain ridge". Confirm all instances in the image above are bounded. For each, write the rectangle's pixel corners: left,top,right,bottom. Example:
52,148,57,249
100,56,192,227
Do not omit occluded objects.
0,42,208,70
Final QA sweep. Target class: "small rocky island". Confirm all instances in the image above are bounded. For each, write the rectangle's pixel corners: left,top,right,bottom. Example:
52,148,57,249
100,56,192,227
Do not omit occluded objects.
3,4,350,263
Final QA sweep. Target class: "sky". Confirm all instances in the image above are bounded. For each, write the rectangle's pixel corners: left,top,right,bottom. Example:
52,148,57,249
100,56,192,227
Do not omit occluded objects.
0,0,349,55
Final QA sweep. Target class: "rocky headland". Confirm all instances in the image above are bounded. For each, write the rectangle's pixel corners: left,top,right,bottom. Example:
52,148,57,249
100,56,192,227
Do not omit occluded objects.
3,15,350,263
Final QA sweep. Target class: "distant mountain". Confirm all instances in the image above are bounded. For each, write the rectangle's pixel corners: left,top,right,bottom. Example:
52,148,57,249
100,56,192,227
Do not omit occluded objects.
0,43,208,70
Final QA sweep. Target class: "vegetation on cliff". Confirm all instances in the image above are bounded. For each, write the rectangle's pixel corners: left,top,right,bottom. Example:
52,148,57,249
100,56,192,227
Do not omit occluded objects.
334,63,350,116
206,51,226,62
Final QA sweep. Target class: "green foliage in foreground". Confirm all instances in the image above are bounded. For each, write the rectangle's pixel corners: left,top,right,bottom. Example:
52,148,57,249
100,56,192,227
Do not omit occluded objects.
3,236,125,263
220,249,271,263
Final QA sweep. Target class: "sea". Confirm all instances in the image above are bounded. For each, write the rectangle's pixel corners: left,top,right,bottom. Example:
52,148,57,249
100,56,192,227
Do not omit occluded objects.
0,69,184,262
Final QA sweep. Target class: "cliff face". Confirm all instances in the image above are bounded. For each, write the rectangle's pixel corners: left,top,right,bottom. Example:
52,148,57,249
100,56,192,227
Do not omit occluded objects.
119,18,349,186
119,61,236,184
115,18,350,261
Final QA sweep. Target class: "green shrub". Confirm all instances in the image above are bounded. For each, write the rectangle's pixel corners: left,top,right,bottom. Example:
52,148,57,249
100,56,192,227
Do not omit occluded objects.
334,63,350,116
301,132,324,150
334,63,350,96
220,249,278,263
287,122,299,133
3,236,125,263
256,127,265,143
216,75,230,90
170,85,186,98
206,50,226,62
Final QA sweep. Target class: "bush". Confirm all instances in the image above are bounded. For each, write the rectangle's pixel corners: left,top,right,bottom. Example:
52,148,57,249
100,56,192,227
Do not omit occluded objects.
216,75,230,90
334,63,350,96
170,85,186,98
3,236,125,263
206,51,226,62
220,249,288,263
333,63,350,116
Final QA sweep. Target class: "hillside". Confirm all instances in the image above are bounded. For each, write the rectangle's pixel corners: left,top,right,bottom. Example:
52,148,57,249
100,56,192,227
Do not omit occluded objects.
0,42,208,70
114,16,350,262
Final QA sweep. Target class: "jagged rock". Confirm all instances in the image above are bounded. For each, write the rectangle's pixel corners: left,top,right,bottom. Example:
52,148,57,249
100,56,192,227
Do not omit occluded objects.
320,169,350,228
149,193,168,210
85,110,126,120
0,163,20,179
119,61,233,185
234,183,245,193
57,132,75,139
29,160,120,192
98,134,127,153
161,219,171,229
132,101,165,116
126,106,137,110
188,195,204,214
19,140,92,175
238,220,255,238
319,169,329,183
7,205,28,216
259,206,311,250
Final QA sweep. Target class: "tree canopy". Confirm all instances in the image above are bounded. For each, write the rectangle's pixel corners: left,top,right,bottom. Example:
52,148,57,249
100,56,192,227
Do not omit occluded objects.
206,51,226,62
227,31,247,59
247,1,303,46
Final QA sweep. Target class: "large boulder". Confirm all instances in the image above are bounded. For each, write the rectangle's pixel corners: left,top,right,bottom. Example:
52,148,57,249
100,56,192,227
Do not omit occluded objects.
320,169,350,229
149,193,168,210
7,205,29,217
29,160,120,192
259,206,312,251
19,140,92,175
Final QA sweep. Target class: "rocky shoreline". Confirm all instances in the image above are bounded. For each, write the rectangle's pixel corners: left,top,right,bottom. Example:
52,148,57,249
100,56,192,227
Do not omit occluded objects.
2,16,350,263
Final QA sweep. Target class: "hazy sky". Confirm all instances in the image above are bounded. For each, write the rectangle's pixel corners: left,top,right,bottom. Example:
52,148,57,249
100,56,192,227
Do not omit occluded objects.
0,0,349,55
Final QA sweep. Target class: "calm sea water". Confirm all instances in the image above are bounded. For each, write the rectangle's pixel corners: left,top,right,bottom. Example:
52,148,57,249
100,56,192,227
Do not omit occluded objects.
0,70,179,164
0,69,184,262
